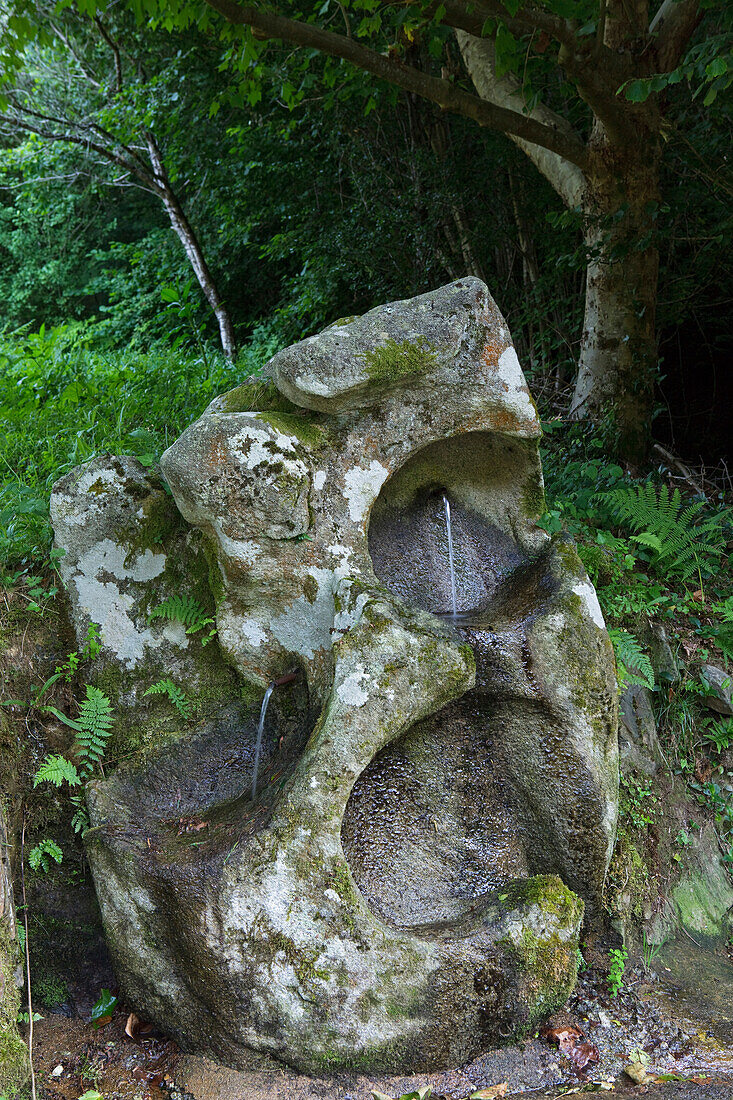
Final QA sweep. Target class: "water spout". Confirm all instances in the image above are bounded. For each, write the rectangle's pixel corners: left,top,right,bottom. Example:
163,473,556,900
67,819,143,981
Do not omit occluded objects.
252,683,275,800
443,493,458,618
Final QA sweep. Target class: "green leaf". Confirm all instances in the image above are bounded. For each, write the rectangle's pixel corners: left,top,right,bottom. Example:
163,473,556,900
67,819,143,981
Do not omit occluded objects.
91,987,118,1027
623,78,652,103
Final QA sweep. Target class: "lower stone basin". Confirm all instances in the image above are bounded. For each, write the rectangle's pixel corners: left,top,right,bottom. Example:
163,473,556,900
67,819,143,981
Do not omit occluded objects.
342,695,530,929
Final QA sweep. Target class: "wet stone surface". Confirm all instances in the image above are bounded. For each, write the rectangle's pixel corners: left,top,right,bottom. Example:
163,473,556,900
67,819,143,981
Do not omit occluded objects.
342,696,530,928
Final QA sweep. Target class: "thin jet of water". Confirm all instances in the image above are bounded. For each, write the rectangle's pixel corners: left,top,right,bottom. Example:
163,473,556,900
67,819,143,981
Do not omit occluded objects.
443,493,458,618
252,683,275,800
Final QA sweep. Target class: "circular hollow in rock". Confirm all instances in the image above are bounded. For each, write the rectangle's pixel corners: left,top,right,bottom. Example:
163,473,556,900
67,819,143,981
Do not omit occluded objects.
367,431,538,617
341,695,530,930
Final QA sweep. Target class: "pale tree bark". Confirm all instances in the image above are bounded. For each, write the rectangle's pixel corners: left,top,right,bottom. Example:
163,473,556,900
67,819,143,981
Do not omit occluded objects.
453,2,689,459
455,32,586,210
0,15,237,360
145,135,237,360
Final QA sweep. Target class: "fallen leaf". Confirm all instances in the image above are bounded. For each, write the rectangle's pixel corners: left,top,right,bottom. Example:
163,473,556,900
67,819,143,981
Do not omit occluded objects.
540,1024,599,1074
624,1061,649,1084
132,1066,164,1085
569,1040,600,1072
126,1012,141,1040
471,1085,508,1099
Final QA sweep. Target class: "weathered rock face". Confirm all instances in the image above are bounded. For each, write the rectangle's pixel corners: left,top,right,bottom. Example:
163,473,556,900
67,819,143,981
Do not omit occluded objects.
52,278,618,1073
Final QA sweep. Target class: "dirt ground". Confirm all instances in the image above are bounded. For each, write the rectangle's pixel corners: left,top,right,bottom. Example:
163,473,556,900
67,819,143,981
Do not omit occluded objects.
26,942,733,1100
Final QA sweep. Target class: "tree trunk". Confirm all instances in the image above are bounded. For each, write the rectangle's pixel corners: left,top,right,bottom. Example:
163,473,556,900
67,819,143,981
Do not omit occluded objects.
570,126,661,461
146,135,237,361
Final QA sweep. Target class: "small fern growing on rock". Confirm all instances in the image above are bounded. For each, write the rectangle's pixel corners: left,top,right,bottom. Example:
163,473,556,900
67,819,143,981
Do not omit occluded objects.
28,839,63,873
148,594,216,645
144,678,191,718
42,685,113,778
33,754,81,788
608,628,655,691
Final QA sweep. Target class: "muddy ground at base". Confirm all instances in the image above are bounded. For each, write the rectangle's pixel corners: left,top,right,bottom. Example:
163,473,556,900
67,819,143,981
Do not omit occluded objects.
25,941,733,1100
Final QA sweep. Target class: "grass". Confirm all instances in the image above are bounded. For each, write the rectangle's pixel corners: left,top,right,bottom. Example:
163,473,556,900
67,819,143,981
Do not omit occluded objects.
0,323,275,571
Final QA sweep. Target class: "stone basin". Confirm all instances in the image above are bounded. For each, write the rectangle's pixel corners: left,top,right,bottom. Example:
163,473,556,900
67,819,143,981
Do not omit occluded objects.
52,278,618,1073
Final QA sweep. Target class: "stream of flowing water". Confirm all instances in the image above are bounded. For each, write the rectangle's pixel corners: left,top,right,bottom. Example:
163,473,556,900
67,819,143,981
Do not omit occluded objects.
251,683,274,800
443,493,458,617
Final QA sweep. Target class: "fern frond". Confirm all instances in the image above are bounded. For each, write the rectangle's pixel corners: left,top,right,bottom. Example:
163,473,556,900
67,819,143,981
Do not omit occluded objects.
28,839,63,873
143,678,191,718
73,685,113,776
148,594,206,629
33,754,81,788
598,483,727,580
148,594,216,644
70,794,90,836
608,629,655,691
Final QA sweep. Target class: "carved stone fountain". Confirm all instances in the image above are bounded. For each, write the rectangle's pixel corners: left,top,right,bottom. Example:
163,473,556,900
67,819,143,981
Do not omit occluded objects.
51,278,618,1072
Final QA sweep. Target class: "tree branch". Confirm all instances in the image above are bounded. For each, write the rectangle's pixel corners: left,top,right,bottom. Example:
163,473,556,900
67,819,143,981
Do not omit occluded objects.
455,31,586,207
0,113,160,193
649,0,702,70
439,1,635,144
435,0,578,52
94,15,124,93
202,0,589,169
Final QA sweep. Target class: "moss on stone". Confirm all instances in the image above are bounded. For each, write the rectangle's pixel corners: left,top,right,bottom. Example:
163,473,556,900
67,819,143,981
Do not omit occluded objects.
606,829,650,922
256,411,327,449
86,477,111,496
0,926,30,1098
217,379,296,415
269,931,329,984
521,474,546,520
360,337,439,383
501,874,580,923
121,489,184,569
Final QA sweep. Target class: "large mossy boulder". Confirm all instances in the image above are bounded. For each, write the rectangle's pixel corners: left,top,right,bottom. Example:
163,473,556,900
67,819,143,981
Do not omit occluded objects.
52,279,618,1073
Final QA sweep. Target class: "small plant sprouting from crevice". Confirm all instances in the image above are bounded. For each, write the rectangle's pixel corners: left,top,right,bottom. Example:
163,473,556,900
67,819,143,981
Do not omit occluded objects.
148,593,217,645
144,677,191,718
607,946,628,996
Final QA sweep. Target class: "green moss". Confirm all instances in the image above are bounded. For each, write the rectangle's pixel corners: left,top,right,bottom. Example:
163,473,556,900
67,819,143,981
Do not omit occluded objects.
501,874,580,923
255,411,326,448
269,931,329,984
606,829,649,921
121,488,183,569
521,475,546,521
217,379,296,414
360,337,439,383
86,477,110,496
0,927,30,1097
327,859,360,931
330,315,357,327
34,972,69,1008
